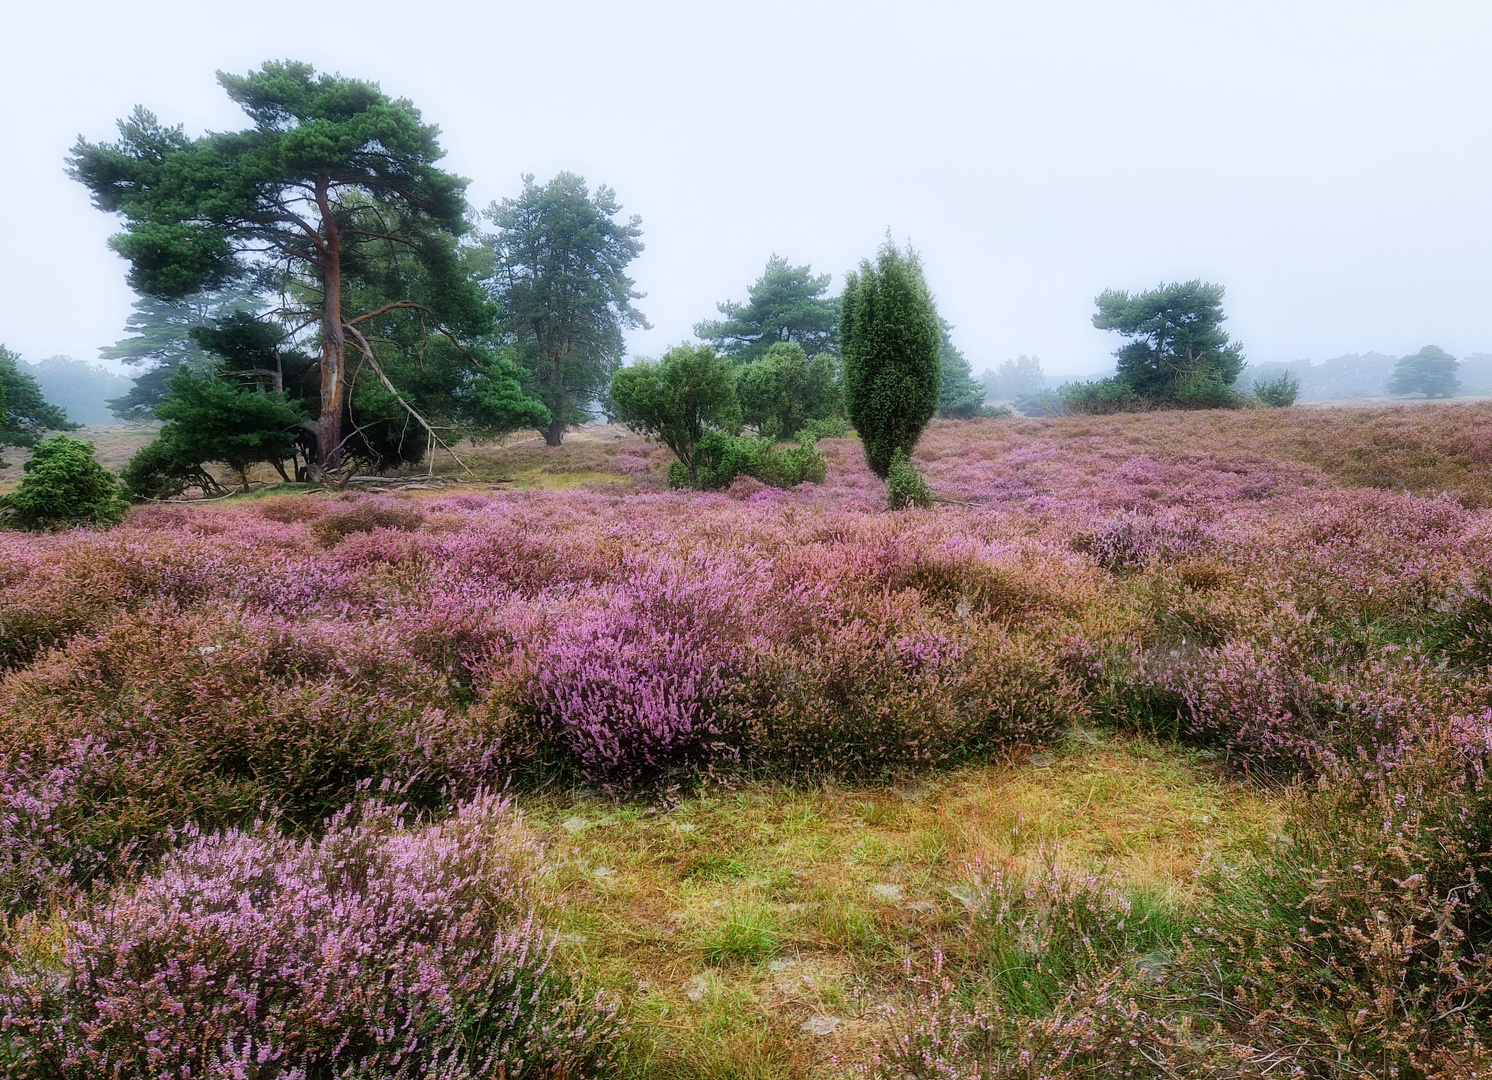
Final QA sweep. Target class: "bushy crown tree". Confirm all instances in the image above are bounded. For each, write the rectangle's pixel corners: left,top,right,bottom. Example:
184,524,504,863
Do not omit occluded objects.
735,342,841,439
1389,345,1461,398
486,173,647,446
695,255,839,363
1092,281,1244,401
0,436,128,530
609,344,738,480
840,241,942,478
69,61,497,470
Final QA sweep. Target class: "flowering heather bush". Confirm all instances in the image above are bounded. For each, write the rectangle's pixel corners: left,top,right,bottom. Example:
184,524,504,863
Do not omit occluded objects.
1,794,620,1080
5,405,1492,1070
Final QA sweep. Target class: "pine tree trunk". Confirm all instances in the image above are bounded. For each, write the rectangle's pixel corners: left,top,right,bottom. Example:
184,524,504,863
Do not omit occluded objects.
544,413,565,446
316,177,346,469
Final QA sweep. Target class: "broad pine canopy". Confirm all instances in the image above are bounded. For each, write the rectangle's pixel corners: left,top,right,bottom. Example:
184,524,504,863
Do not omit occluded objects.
70,61,535,469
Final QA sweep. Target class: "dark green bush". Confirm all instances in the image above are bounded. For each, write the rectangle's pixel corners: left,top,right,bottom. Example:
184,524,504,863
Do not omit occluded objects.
689,433,827,491
1253,371,1301,407
1058,377,1143,415
0,436,128,530
120,437,224,501
734,343,842,439
886,449,932,509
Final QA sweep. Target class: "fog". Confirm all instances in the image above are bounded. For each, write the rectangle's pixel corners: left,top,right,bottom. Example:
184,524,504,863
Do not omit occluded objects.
2,0,1488,379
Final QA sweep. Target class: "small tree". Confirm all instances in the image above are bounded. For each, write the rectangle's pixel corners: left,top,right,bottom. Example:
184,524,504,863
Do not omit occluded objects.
1,345,77,467
695,255,839,363
120,437,224,500
1389,346,1461,398
984,355,1046,401
609,344,739,481
155,370,305,489
1253,371,1301,407
1,436,128,530
841,241,942,478
936,319,986,419
1092,280,1244,403
735,343,841,439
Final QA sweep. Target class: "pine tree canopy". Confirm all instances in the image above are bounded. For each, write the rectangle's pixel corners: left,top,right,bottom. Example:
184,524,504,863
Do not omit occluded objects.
695,255,839,363
1092,280,1244,400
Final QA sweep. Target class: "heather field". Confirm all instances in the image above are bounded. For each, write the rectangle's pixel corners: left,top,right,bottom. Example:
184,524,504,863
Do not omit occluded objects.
6,403,1492,1078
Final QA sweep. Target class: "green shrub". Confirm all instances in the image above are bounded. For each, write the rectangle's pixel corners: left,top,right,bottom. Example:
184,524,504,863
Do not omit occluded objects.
1169,368,1244,409
734,342,842,439
800,415,850,440
886,449,932,509
610,344,740,483
691,432,827,491
1253,371,1301,407
0,436,127,530
120,437,223,501
1059,377,1142,415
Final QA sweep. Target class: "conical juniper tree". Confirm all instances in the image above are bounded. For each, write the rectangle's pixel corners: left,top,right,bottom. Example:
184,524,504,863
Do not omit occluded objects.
69,61,481,470
485,174,648,446
840,241,942,478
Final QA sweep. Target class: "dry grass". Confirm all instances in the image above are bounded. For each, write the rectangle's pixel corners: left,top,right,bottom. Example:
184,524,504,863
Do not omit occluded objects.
524,734,1279,1078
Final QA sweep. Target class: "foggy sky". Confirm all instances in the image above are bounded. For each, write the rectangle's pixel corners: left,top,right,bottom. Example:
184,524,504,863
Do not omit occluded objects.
2,0,1489,380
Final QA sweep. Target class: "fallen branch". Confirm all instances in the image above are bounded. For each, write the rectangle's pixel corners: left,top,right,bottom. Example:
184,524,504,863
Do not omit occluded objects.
341,323,476,478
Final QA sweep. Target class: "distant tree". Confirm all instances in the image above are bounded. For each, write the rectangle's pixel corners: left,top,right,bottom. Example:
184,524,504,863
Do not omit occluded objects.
609,343,738,482
1389,345,1461,398
936,320,987,419
486,173,647,446
1092,281,1244,404
0,436,127,530
841,241,942,478
983,355,1046,401
735,343,842,439
70,61,476,470
695,255,839,363
1,345,77,467
103,287,260,420
21,356,133,427
1253,371,1300,407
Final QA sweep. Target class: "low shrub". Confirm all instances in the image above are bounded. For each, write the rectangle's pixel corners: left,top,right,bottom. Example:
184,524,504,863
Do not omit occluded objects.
1057,376,1142,415
799,414,850,440
0,608,493,910
119,437,223,500
0,436,127,530
0,795,622,1080
311,496,426,544
1253,370,1301,407
688,432,827,491
886,449,932,509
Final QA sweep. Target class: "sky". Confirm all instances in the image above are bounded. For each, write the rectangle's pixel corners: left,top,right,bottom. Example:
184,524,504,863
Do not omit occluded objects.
2,0,1489,380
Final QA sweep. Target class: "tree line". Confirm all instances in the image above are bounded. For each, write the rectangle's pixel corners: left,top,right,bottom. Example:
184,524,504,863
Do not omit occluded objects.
3,58,1480,526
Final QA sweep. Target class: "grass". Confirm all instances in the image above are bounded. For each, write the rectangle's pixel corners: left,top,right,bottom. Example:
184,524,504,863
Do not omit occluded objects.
523,733,1280,1077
